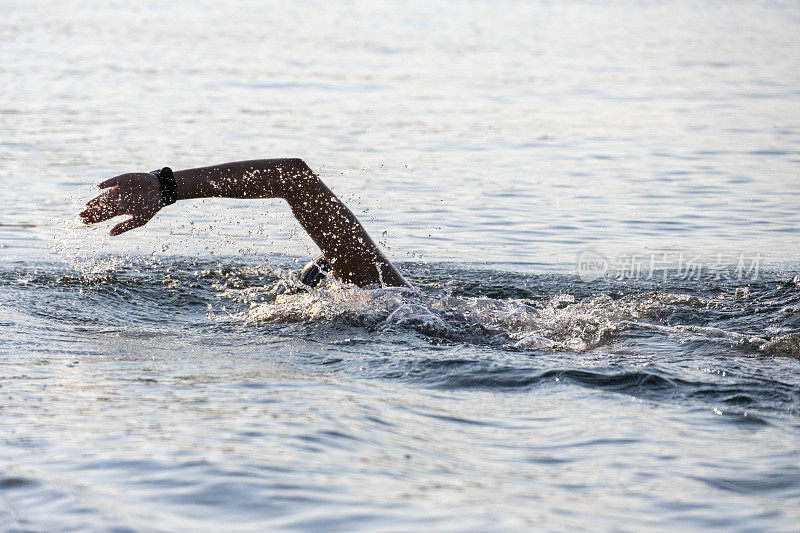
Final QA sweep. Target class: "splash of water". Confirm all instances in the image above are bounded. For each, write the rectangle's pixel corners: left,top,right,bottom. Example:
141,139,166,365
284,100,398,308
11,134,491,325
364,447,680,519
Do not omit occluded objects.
246,278,799,356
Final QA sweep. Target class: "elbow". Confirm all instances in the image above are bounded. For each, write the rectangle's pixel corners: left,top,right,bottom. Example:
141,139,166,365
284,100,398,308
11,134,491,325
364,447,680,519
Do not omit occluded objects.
285,158,318,184
286,158,313,175
289,158,320,187
280,158,320,200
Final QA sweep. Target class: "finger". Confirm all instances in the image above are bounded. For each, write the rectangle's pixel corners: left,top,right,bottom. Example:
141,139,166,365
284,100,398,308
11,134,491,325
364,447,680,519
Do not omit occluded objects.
80,199,126,225
84,188,119,211
98,175,127,189
80,187,124,221
110,217,146,236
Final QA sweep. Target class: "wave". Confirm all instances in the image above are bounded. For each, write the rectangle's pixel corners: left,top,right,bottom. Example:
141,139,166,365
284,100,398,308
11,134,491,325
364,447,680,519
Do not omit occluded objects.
247,276,800,358
3,259,798,358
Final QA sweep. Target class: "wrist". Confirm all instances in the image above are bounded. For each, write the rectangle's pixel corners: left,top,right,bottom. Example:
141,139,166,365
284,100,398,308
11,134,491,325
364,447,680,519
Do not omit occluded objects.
150,167,178,206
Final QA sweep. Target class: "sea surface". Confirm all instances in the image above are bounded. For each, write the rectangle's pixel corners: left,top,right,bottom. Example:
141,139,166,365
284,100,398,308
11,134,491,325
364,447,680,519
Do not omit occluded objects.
2,0,800,531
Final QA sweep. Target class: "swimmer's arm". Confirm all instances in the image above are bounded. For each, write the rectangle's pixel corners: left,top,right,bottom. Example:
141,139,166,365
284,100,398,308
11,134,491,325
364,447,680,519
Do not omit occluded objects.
176,159,407,287
172,158,309,200
80,158,408,288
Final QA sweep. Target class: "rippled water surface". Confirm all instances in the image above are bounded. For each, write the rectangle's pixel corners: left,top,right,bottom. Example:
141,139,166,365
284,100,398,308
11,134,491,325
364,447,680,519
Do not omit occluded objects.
2,1,800,531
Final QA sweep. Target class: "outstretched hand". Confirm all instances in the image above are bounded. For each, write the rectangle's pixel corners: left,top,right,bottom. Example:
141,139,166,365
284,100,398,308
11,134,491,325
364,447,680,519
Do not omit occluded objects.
79,173,164,236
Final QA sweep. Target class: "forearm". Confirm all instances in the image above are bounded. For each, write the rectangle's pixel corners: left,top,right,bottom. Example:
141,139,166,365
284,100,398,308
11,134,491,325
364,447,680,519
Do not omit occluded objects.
173,158,312,200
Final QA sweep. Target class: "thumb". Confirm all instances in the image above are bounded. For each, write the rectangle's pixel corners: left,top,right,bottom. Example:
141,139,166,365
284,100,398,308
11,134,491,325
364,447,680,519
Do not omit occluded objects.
109,216,147,236
98,175,127,189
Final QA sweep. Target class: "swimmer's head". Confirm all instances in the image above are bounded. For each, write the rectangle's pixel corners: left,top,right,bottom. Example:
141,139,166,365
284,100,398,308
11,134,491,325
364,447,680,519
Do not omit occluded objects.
298,254,330,287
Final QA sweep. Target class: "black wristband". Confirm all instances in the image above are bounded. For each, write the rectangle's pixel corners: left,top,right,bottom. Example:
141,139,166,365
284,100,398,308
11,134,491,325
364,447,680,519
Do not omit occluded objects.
150,167,178,206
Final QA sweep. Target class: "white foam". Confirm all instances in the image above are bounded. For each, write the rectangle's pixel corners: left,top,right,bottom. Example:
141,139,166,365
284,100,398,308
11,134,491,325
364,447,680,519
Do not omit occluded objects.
246,280,727,353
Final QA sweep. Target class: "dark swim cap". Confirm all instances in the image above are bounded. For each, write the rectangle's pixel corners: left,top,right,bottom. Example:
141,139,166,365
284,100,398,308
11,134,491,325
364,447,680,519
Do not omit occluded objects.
298,254,330,287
